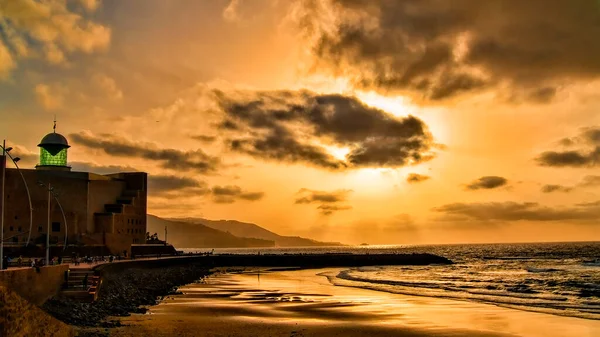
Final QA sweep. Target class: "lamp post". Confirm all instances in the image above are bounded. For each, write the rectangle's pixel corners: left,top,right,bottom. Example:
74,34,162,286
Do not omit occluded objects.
0,140,34,267
51,191,68,249
45,183,51,265
10,157,33,246
1,140,6,269
37,181,69,264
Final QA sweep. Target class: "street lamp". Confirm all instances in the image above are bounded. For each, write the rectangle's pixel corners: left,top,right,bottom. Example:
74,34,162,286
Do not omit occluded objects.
37,181,68,265
0,140,34,270
51,191,68,249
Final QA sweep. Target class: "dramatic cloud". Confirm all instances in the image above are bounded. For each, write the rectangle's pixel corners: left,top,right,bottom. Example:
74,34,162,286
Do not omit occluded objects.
539,175,600,193
0,0,110,75
93,73,123,101
433,201,600,222
580,175,600,187
148,175,206,194
70,162,137,175
211,185,265,204
317,204,352,216
465,176,507,190
294,188,352,215
215,90,435,170
70,131,221,174
191,135,217,143
293,0,600,102
541,184,573,194
537,127,600,167
34,83,68,111
7,144,38,166
406,173,430,184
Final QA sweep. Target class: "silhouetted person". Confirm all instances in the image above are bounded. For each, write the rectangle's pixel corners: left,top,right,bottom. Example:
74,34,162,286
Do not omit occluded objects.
83,274,88,289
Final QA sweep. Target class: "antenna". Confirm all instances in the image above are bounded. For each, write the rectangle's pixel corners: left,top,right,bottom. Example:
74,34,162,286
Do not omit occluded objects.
53,115,57,133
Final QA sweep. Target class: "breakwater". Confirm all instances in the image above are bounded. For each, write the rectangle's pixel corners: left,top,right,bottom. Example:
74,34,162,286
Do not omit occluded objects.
42,253,451,328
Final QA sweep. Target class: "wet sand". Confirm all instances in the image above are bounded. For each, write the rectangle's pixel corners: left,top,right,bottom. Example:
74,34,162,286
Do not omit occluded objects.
110,268,600,337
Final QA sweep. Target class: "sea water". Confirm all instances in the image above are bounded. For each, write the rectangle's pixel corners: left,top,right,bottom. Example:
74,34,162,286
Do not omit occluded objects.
183,242,600,320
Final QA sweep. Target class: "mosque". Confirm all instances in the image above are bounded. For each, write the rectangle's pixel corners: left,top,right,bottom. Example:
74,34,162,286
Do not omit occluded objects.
0,124,148,256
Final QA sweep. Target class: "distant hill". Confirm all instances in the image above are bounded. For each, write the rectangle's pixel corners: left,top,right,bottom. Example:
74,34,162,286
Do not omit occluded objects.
166,217,344,247
146,215,275,248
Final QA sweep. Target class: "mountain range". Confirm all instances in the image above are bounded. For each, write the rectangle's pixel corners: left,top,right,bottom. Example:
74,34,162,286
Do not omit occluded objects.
146,215,343,248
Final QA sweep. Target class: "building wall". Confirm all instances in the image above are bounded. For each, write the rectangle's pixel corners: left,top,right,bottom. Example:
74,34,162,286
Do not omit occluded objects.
0,156,148,254
87,177,126,233
0,264,69,306
107,173,148,245
1,168,89,245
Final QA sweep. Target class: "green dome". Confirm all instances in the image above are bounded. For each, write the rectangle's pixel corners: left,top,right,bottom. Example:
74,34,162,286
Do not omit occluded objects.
37,132,70,167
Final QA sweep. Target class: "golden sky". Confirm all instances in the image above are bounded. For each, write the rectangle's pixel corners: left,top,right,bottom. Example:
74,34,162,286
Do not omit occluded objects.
1,0,600,244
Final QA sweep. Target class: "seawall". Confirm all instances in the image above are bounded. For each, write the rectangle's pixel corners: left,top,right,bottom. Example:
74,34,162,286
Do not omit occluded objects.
42,253,452,328
95,252,451,274
0,265,68,306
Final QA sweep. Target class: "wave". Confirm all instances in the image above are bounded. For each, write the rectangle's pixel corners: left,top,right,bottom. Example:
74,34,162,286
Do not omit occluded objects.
330,268,600,321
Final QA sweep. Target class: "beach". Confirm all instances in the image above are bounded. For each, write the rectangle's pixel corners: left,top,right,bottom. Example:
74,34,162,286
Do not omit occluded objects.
109,268,600,337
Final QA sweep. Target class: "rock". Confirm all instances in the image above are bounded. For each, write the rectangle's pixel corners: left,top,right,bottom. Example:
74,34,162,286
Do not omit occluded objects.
42,264,211,327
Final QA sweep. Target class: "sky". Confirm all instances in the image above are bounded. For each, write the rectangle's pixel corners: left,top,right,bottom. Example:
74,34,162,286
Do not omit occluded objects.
1,0,600,245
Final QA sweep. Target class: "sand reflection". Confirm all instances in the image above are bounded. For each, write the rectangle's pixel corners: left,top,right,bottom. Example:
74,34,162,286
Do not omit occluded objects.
112,268,600,337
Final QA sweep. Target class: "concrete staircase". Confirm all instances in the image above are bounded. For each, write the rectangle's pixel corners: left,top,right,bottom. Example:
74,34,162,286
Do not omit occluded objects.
60,268,101,302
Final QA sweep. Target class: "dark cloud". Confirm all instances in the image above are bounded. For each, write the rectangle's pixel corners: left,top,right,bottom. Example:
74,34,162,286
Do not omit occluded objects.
148,175,206,193
294,188,352,215
211,185,265,204
465,176,507,190
294,188,351,204
580,175,600,187
296,0,600,102
537,149,600,167
191,135,217,143
406,173,430,184
539,175,600,193
541,184,573,193
433,201,600,222
215,90,435,170
70,162,138,175
317,204,352,216
528,87,558,103
70,132,221,174
536,127,600,167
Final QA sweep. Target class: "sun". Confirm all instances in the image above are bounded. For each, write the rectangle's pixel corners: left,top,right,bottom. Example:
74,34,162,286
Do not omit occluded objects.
355,90,450,145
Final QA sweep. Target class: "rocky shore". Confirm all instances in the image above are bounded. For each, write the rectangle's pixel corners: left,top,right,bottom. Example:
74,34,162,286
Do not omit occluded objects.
42,264,211,328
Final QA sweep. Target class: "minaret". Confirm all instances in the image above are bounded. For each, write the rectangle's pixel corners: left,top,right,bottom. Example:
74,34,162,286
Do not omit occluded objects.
36,119,71,171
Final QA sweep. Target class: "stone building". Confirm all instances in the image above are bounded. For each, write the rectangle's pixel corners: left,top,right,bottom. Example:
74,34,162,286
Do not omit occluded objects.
0,127,147,256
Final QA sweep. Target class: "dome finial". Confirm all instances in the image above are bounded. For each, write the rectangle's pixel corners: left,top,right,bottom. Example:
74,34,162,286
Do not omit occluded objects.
53,115,57,133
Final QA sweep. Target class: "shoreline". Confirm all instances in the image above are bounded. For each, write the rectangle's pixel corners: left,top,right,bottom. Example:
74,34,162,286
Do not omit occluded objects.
39,252,450,329
108,268,600,337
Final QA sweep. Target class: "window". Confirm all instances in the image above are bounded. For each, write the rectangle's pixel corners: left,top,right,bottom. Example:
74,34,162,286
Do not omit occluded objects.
12,237,17,243
52,222,60,232
14,216,18,220
9,226,13,231
38,225,43,232
17,226,21,232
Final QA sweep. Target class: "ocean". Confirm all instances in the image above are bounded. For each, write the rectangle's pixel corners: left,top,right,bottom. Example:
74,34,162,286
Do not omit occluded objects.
184,241,600,320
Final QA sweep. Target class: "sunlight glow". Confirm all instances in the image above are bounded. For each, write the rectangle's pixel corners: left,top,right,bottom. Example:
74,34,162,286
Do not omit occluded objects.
355,91,450,145
324,145,351,160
